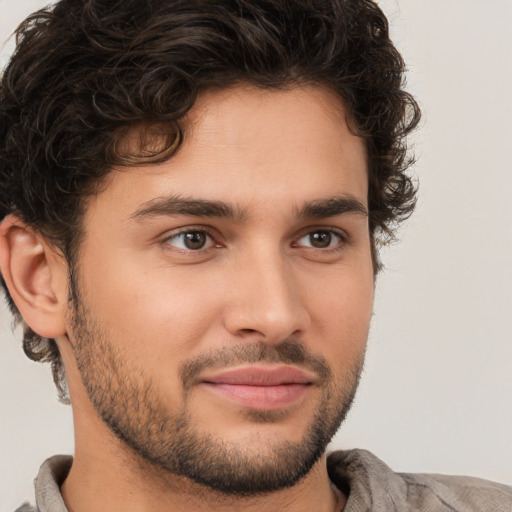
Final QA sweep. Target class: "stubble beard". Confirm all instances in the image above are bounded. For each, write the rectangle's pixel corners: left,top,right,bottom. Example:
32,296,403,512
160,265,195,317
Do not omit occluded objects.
68,293,366,496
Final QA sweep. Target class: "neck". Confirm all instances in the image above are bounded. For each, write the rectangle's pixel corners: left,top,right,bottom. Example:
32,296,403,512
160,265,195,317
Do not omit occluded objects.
61,444,345,512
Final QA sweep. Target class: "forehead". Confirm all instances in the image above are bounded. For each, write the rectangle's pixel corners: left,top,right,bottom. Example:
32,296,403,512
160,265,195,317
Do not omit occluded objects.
88,84,368,220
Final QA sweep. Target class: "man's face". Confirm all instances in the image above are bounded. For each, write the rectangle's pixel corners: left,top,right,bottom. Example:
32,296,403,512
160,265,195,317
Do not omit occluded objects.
65,85,374,494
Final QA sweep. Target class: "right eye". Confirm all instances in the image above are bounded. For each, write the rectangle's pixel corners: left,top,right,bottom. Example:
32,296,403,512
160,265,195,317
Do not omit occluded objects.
164,230,215,251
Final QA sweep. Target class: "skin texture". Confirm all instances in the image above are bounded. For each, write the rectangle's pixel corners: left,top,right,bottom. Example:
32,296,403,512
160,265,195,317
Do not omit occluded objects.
0,84,374,512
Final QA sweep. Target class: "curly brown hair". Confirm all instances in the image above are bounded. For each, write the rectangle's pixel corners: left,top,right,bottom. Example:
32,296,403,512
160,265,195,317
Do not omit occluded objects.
0,0,420,401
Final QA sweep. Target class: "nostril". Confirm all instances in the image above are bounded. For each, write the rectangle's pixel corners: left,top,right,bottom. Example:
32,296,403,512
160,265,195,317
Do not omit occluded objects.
239,328,260,335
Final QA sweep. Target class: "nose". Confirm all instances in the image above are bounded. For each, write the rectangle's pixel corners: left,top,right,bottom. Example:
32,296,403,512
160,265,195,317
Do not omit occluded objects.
223,248,311,343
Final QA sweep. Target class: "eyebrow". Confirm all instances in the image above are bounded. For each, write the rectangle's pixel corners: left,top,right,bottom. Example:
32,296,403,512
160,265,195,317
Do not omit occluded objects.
296,195,368,220
132,195,248,222
131,194,368,223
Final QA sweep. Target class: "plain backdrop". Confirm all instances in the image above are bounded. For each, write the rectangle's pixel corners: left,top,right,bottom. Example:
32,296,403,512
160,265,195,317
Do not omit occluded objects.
1,0,511,510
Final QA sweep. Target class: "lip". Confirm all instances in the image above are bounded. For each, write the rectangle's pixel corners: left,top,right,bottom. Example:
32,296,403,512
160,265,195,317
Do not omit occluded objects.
199,365,315,410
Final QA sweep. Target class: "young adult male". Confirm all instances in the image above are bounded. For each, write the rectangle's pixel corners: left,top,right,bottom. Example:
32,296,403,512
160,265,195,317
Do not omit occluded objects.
0,0,510,511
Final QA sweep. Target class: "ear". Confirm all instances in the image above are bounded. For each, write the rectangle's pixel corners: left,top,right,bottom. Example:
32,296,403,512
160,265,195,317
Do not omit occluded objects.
0,215,68,338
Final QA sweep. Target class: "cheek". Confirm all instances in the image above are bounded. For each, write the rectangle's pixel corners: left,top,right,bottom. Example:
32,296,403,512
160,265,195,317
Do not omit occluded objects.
303,261,374,359
80,257,226,363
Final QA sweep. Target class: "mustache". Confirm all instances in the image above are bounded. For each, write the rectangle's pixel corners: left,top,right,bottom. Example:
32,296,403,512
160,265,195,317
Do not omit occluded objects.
179,338,332,391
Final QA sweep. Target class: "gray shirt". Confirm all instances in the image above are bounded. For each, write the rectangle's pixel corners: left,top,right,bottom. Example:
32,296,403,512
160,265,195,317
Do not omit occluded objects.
15,449,512,511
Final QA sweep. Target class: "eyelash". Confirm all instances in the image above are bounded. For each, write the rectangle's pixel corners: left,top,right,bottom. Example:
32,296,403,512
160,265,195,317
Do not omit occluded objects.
293,229,347,252
163,227,218,252
162,227,348,254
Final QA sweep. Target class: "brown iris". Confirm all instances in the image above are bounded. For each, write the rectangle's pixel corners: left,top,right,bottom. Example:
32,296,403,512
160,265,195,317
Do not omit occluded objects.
309,231,333,248
183,231,208,250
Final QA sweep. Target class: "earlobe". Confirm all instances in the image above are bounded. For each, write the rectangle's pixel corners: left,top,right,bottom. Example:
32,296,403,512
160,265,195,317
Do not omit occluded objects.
0,215,68,339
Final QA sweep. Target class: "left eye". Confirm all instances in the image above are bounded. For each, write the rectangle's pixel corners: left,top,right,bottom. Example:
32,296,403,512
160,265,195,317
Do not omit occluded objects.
165,230,214,251
296,230,344,249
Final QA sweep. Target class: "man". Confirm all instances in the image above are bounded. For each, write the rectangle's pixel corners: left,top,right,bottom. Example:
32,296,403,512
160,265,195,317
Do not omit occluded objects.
0,0,510,511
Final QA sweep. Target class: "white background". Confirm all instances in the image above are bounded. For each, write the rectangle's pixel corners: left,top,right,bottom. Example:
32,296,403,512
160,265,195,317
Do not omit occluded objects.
1,0,511,510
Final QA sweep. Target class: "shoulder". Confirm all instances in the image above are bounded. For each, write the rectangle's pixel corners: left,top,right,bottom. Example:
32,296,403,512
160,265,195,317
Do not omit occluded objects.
13,455,72,512
400,471,512,510
13,504,37,512
327,449,512,512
